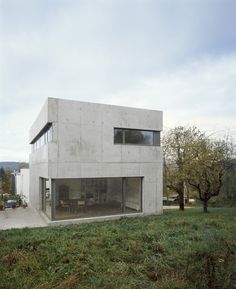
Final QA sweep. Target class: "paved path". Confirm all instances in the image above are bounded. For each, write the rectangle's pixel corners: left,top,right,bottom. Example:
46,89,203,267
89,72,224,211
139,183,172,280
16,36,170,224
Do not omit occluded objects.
163,205,179,209
0,206,47,230
163,205,193,209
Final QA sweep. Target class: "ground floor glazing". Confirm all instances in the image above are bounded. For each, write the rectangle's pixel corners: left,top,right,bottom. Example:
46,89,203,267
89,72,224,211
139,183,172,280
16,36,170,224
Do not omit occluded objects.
41,177,142,220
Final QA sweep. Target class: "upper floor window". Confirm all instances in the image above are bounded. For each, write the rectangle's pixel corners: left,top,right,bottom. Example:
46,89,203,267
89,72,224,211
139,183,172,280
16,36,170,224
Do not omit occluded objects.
114,128,160,146
31,123,53,152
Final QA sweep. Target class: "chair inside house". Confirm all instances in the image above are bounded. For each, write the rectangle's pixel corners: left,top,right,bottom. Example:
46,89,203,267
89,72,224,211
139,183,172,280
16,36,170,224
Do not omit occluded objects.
77,199,86,213
60,200,71,212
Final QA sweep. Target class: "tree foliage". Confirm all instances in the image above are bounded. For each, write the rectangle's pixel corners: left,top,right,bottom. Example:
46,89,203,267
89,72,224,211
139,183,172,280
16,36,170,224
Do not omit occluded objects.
163,126,205,210
188,138,233,212
163,126,234,212
0,168,12,196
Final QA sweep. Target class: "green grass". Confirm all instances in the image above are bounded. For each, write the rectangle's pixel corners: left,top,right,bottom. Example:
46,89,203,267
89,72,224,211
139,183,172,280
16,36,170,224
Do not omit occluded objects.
0,208,236,289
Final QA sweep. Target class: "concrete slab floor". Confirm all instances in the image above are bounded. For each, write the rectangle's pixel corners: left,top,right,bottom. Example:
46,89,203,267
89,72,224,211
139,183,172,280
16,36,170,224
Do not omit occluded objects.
0,206,47,230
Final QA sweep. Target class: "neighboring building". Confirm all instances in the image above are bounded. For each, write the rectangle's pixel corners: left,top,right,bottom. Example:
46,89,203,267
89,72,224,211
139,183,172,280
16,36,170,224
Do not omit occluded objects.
29,98,163,224
15,168,30,203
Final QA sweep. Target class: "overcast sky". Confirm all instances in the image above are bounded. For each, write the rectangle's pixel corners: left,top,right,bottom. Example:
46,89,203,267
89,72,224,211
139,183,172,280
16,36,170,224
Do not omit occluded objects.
1,0,236,161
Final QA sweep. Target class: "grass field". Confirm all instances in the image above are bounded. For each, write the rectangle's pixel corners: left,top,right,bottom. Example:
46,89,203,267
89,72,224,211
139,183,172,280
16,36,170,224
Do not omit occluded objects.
0,208,236,289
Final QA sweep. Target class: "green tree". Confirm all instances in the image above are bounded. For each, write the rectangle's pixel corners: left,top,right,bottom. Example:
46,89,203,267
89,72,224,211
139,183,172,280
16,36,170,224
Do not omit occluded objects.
163,126,204,210
0,168,12,195
163,126,234,212
188,138,233,212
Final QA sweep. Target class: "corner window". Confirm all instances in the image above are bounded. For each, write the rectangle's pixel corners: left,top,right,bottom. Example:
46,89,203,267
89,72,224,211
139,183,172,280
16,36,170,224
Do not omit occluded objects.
114,128,160,146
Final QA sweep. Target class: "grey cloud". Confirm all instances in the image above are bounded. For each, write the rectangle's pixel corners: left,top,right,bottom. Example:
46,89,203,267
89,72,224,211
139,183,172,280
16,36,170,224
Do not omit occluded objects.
1,0,236,160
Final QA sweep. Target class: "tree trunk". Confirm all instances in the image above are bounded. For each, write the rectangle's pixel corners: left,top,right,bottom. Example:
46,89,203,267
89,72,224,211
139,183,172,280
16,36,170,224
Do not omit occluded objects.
179,184,185,211
179,197,184,210
203,199,208,213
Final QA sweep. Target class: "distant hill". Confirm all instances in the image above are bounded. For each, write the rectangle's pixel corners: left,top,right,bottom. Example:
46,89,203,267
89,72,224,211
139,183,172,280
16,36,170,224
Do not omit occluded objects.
0,162,29,171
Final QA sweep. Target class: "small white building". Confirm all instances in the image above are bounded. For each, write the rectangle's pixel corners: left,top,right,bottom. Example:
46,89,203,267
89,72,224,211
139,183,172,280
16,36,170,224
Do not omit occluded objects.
29,98,163,224
15,168,30,203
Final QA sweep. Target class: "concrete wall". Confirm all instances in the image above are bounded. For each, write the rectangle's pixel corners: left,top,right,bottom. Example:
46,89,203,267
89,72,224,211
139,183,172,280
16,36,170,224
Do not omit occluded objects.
29,97,163,216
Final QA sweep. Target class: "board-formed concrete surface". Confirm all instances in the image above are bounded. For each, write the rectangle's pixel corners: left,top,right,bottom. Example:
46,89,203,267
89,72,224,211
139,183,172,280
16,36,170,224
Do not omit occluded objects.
0,206,47,230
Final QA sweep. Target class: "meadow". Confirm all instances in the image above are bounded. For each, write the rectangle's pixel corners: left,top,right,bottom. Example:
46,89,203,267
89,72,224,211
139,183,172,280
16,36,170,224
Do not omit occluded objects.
0,208,235,289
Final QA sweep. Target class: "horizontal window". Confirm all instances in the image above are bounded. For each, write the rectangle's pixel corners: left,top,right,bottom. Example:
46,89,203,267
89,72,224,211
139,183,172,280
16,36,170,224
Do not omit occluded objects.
31,123,53,152
114,128,160,146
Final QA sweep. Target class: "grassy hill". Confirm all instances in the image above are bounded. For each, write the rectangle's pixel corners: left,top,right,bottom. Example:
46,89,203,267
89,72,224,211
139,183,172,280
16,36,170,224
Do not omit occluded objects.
0,208,235,289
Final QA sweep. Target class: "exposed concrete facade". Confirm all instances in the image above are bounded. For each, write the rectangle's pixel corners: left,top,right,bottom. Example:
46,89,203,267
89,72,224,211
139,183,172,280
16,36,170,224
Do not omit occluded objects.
29,98,163,222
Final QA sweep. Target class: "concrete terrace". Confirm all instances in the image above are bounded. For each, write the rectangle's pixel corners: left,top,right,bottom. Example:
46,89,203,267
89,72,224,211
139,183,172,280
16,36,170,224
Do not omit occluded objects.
0,206,47,230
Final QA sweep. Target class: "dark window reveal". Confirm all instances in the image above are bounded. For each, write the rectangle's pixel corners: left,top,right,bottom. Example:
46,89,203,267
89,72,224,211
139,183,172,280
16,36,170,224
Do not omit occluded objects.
114,128,123,144
114,128,160,146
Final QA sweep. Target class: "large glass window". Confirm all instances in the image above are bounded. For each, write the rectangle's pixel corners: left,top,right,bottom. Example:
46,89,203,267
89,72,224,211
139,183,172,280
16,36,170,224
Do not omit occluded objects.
114,128,160,146
48,177,142,220
125,178,142,211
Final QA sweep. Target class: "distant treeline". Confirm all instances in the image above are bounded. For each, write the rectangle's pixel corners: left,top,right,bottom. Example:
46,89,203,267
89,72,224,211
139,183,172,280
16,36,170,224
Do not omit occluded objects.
0,162,29,171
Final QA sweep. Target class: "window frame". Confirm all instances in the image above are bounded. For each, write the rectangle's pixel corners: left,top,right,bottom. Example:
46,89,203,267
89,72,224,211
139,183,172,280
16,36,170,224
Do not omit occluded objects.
114,127,160,146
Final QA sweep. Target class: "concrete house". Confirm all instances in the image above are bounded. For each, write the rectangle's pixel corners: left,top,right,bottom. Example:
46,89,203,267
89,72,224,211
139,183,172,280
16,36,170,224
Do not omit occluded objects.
29,98,163,224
